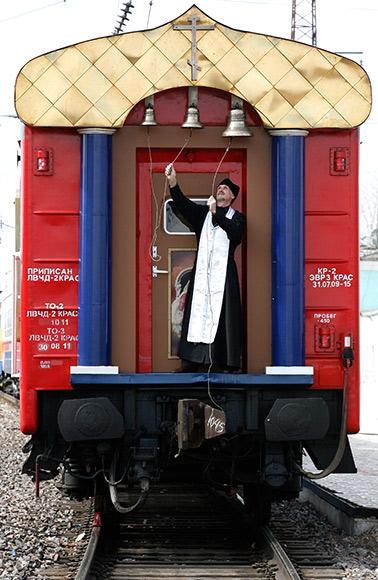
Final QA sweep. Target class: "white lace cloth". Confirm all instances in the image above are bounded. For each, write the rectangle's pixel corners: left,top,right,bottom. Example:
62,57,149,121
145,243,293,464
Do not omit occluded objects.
187,207,234,344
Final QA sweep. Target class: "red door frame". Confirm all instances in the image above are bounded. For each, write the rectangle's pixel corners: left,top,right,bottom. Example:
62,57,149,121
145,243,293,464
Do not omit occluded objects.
136,148,246,372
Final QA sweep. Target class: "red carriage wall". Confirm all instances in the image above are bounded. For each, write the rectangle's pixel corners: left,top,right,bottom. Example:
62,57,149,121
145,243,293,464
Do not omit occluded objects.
20,128,80,432
20,92,360,433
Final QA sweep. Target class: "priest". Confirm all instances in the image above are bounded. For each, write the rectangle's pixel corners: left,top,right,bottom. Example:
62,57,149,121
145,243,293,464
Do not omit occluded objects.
165,164,245,372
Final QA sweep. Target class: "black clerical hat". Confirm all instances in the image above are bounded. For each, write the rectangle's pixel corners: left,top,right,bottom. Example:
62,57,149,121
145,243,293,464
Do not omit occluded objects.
217,178,240,199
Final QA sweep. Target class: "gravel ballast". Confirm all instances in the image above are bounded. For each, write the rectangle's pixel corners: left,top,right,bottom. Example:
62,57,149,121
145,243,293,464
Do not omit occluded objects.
0,399,91,579
273,501,378,579
1,396,377,579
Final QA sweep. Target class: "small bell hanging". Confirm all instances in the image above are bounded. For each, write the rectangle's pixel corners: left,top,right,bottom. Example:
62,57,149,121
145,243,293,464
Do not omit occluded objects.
181,104,203,129
222,104,252,137
141,103,157,126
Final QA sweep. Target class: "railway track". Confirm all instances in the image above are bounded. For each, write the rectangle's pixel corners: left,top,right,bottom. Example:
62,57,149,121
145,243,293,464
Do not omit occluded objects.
0,394,358,578
79,484,275,579
269,518,345,579
0,388,19,408
74,484,346,580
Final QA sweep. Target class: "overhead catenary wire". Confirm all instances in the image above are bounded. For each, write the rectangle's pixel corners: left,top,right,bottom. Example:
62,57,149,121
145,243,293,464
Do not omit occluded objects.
0,220,16,229
0,0,66,24
216,0,287,5
217,0,286,3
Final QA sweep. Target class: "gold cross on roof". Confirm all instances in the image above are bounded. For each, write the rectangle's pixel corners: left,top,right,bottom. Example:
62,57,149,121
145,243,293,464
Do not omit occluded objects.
173,13,216,81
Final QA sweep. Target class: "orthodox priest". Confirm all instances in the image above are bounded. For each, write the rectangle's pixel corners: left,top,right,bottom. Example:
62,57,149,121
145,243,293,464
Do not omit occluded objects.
165,164,245,372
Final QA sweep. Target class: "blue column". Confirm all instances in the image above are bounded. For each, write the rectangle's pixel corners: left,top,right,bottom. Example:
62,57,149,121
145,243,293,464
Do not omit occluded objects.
270,130,308,366
78,129,114,365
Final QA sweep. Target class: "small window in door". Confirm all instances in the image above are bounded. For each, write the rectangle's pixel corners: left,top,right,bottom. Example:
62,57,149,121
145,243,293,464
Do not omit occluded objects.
163,198,207,235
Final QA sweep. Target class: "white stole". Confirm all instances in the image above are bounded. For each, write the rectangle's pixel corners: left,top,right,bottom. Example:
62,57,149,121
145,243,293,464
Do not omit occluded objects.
187,207,235,344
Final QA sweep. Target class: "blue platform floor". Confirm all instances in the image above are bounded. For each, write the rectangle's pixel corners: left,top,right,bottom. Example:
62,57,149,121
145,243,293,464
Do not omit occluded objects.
71,372,313,386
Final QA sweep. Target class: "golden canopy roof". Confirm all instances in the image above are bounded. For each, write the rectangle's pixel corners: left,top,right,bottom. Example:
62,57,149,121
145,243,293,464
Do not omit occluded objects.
15,5,371,129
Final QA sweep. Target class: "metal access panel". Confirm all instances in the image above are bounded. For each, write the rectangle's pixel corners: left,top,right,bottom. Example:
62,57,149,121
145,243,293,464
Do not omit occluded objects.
304,129,360,433
20,127,80,434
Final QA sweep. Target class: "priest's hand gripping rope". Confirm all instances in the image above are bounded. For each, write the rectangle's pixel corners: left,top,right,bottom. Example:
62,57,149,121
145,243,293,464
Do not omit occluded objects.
147,128,192,263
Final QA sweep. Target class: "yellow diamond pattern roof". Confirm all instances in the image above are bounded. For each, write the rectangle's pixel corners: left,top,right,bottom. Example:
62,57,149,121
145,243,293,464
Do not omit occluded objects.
14,5,372,129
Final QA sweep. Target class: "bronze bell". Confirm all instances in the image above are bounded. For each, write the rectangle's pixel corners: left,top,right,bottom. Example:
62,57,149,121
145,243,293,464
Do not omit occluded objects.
142,104,157,126
222,104,252,137
181,103,203,129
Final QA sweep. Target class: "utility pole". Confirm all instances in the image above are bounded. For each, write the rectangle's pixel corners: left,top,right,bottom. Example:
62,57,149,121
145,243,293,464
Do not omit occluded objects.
113,1,134,35
291,0,317,46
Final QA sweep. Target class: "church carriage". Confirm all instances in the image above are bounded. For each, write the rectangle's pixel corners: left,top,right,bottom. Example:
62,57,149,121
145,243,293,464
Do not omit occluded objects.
16,6,371,520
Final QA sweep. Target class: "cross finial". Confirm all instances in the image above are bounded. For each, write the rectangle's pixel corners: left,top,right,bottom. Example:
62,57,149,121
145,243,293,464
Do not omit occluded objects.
173,13,216,81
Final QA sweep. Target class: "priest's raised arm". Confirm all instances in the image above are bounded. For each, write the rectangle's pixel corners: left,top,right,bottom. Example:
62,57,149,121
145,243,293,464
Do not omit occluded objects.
165,164,245,372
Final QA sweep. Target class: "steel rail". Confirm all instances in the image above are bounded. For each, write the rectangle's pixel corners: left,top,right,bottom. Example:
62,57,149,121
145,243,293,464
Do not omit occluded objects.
72,485,347,580
235,491,301,579
262,525,302,580
74,512,101,580
0,390,19,407
80,485,278,579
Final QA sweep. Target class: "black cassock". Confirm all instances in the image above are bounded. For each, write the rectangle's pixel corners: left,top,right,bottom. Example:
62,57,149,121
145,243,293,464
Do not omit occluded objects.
170,184,245,369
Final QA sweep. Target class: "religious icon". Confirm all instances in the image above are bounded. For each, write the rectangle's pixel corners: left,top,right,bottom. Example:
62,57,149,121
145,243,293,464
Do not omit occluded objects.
169,249,196,357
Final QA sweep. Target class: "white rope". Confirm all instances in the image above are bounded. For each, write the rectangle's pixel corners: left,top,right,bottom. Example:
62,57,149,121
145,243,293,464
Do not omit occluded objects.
206,138,232,410
147,128,192,262
147,130,234,411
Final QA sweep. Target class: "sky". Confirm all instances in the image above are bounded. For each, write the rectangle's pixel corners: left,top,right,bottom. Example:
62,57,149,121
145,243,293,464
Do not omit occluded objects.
0,0,377,272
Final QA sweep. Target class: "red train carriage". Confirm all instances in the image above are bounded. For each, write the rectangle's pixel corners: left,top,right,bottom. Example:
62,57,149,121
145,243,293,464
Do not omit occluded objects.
15,6,371,521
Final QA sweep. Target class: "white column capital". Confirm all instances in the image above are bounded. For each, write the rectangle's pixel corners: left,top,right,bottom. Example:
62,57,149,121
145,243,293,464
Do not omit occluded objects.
268,129,309,137
77,128,117,135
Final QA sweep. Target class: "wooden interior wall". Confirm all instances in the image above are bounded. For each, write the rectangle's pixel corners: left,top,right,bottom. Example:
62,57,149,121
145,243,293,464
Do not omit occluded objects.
112,126,271,373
